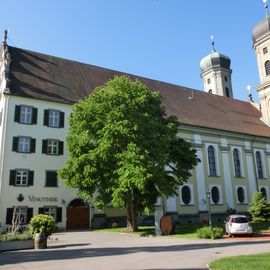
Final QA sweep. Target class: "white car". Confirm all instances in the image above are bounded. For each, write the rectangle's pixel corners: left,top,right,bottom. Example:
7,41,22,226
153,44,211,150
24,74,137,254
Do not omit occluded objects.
225,215,253,236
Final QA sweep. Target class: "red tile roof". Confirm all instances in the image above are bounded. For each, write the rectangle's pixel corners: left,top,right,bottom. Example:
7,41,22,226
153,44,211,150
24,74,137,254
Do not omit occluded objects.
6,46,270,138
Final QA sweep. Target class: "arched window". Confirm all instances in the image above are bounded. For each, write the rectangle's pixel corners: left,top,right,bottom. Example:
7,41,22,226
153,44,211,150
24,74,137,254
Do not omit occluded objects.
265,60,270,76
255,151,264,178
211,186,220,204
208,89,212,94
260,187,267,200
225,87,230,97
181,186,191,205
233,148,241,177
208,146,217,176
237,187,245,203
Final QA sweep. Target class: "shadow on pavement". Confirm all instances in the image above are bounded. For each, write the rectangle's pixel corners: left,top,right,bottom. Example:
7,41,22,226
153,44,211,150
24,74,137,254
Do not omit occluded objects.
1,239,270,266
48,243,91,249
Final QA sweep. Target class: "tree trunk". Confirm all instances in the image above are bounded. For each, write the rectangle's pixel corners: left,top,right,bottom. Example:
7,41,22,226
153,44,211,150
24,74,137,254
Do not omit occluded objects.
126,193,138,231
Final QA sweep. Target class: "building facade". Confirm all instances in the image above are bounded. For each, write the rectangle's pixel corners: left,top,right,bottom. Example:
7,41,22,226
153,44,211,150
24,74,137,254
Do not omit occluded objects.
1,12,270,230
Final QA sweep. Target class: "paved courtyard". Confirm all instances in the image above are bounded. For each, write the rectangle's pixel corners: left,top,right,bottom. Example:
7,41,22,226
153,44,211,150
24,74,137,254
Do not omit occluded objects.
1,231,270,270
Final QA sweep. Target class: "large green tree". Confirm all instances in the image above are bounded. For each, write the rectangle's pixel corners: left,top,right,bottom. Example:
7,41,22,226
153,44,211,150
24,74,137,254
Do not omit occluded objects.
58,75,199,231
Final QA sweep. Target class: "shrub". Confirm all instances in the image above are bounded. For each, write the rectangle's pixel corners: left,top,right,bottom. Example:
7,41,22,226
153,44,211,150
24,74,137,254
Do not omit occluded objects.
0,231,32,242
197,226,223,240
29,214,55,237
248,192,270,222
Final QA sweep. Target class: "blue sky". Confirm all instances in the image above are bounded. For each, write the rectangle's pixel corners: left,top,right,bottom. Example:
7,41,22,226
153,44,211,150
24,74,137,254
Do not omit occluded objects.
0,0,267,101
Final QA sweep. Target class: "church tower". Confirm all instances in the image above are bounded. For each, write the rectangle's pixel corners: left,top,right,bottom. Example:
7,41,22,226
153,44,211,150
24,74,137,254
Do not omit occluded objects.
200,37,233,98
253,0,270,125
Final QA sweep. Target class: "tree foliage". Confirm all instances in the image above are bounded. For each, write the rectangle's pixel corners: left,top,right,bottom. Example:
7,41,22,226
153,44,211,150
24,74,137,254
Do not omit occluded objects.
58,75,199,230
248,192,270,222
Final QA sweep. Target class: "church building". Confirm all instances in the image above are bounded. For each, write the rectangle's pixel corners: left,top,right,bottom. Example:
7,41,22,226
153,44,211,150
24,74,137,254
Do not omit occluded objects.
1,8,270,230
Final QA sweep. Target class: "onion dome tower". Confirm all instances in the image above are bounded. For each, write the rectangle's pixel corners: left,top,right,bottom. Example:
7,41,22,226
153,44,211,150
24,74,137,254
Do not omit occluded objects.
252,0,270,124
200,36,233,98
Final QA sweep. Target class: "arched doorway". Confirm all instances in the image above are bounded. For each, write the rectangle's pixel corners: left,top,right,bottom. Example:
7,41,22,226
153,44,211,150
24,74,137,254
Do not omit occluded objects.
66,199,90,230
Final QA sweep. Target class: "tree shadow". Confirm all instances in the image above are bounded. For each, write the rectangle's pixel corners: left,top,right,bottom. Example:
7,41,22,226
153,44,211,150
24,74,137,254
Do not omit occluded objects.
1,239,270,266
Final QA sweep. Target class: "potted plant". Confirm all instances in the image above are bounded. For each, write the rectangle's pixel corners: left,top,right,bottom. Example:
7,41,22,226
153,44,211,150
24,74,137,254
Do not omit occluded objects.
29,214,55,249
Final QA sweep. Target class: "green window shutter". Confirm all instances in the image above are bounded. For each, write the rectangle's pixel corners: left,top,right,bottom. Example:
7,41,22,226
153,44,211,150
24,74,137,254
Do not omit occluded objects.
30,138,36,153
9,170,16,186
59,112,65,128
32,108,38,124
58,141,64,155
38,208,44,214
6,208,14,224
27,208,33,224
12,137,18,152
42,140,48,154
28,171,34,186
43,109,49,126
14,105,21,122
56,207,62,223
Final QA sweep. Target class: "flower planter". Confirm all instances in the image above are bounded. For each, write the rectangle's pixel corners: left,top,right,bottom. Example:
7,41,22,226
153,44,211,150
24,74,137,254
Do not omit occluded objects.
0,240,34,252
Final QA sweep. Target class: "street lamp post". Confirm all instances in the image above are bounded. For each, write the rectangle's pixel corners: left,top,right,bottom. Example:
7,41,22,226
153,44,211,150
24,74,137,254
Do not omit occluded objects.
206,190,212,229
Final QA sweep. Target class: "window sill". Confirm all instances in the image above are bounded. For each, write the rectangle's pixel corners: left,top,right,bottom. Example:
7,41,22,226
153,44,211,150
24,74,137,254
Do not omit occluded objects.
236,203,248,205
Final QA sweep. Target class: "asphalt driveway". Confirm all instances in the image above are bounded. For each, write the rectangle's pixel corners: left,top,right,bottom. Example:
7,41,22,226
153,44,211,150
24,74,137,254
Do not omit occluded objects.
1,231,270,270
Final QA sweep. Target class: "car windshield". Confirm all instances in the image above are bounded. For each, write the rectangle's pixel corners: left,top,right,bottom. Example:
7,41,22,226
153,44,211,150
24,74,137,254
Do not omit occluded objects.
232,217,248,223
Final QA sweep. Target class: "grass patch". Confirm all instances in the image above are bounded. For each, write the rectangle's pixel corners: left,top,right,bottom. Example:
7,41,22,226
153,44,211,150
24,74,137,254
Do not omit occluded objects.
95,222,270,238
0,231,32,242
95,226,155,237
209,253,270,270
95,222,224,238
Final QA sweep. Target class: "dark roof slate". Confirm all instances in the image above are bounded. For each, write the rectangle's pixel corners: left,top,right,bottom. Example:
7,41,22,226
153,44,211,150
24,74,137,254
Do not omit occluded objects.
6,45,270,138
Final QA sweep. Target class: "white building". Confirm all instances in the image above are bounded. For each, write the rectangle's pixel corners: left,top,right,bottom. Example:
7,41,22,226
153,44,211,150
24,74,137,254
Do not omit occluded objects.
1,10,270,230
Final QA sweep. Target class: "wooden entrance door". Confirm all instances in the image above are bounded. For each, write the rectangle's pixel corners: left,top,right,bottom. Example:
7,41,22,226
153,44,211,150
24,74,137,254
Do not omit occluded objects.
66,199,90,230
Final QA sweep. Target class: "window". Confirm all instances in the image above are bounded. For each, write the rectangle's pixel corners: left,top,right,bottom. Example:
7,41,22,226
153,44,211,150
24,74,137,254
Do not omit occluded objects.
39,207,62,223
15,207,27,225
233,148,241,177
44,109,64,128
265,60,270,76
260,187,268,200
12,137,36,153
255,151,264,178
208,89,212,94
16,170,28,186
237,187,245,204
180,185,193,205
207,78,211,84
14,105,37,125
42,139,64,155
18,137,30,152
44,207,57,219
207,145,217,176
6,207,33,225
263,47,268,54
211,186,220,204
225,87,230,97
9,169,34,186
224,76,228,82
45,171,58,187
